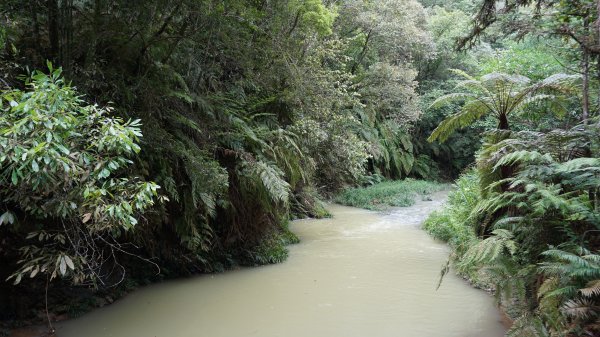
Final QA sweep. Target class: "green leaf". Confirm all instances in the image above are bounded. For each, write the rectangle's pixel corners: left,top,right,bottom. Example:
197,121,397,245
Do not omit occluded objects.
0,211,15,225
11,170,18,185
30,266,39,278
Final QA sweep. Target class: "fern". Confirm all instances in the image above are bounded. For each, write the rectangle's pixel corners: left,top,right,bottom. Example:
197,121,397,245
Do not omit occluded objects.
461,229,517,264
506,314,549,337
428,70,578,143
241,160,291,204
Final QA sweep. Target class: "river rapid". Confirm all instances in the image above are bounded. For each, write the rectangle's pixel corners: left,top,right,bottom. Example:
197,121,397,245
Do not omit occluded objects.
56,191,506,337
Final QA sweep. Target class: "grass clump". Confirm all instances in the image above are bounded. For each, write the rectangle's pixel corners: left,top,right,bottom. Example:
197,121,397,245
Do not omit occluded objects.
335,178,447,211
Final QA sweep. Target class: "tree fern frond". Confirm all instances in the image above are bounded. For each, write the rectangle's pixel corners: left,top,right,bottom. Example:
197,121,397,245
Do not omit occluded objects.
493,150,553,170
481,72,531,86
520,94,555,105
459,229,516,267
454,79,489,95
507,314,549,337
580,280,600,298
428,100,490,142
536,73,580,89
562,298,598,319
241,161,291,204
449,68,477,81
428,92,478,110
558,158,600,172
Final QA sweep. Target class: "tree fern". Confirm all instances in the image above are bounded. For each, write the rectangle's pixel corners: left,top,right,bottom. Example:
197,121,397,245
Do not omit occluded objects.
428,70,579,142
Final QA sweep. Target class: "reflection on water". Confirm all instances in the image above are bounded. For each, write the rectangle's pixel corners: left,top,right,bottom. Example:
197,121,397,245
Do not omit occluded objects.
57,192,506,337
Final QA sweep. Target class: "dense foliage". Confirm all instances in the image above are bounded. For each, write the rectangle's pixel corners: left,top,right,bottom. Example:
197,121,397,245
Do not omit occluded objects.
424,1,600,336
0,0,451,324
427,122,600,336
1,0,599,335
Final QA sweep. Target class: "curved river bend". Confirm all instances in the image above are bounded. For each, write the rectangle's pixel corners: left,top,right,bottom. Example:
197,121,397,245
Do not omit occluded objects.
57,192,506,337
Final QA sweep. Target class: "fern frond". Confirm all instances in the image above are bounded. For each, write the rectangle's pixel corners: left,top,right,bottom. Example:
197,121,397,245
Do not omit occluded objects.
459,229,516,267
580,279,600,298
428,100,491,142
562,298,598,319
241,160,291,204
428,92,478,110
449,68,477,81
506,314,548,337
481,72,531,86
517,94,555,110
493,150,553,170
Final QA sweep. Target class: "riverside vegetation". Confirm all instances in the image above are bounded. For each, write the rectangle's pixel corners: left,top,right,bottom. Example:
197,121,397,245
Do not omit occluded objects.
335,179,446,210
1,0,600,336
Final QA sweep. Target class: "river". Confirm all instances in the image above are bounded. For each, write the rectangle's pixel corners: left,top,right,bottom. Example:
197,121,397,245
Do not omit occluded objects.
56,192,506,337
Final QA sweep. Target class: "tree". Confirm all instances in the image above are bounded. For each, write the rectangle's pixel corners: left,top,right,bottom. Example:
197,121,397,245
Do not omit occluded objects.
334,0,434,179
457,0,600,123
428,70,579,143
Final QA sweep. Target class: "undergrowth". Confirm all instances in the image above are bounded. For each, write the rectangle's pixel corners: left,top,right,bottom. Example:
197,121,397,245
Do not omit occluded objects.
241,223,300,266
422,170,486,286
335,178,447,210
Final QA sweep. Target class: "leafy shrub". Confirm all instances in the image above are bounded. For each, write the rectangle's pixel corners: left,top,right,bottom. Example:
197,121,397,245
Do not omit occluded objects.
423,170,479,252
0,65,159,286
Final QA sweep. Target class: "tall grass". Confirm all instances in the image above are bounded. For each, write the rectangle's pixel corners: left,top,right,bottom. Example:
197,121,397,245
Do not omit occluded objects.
335,178,447,210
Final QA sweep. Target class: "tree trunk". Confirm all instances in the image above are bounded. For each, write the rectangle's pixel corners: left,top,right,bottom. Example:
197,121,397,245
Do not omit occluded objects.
31,0,41,55
489,113,515,237
60,0,74,75
498,113,509,130
583,15,591,123
597,55,600,116
497,113,512,194
84,0,102,69
47,0,59,62
597,0,600,49
582,47,590,123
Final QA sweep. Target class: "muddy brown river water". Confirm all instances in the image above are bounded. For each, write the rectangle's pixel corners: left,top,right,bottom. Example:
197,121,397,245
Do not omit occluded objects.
56,192,506,337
